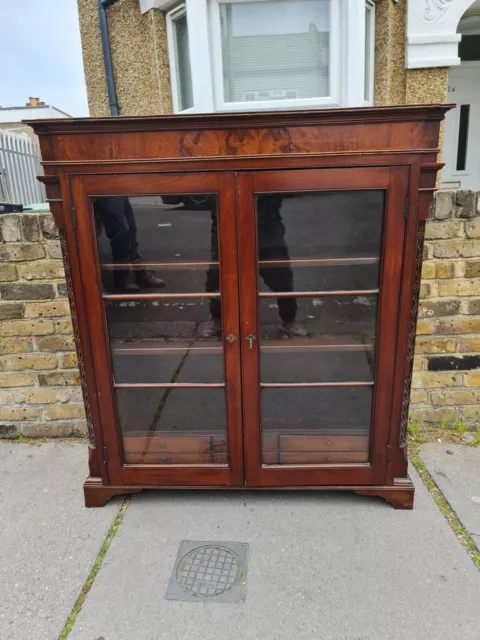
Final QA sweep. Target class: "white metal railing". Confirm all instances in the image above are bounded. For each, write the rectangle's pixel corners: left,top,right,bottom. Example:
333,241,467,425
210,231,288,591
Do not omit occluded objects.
0,130,45,206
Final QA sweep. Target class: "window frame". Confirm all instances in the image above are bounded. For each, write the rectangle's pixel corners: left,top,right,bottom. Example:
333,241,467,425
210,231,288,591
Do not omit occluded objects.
166,4,195,114
167,0,375,114
364,0,375,105
210,0,341,112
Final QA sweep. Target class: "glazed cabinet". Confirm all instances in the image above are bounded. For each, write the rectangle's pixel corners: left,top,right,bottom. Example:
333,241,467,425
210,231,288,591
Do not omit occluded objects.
28,105,450,508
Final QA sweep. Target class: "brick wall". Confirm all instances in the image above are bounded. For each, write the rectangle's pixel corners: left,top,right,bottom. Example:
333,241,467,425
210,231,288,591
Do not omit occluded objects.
411,190,480,426
0,211,86,438
1,195,479,438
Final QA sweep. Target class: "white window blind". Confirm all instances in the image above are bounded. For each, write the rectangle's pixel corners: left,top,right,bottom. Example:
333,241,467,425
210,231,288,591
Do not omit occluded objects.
219,0,331,105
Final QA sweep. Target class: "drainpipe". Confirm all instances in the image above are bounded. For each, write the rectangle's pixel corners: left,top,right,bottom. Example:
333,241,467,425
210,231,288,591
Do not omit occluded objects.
98,0,121,116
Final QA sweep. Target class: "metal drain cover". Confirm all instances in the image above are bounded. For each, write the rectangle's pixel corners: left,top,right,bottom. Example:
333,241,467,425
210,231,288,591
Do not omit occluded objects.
166,541,248,603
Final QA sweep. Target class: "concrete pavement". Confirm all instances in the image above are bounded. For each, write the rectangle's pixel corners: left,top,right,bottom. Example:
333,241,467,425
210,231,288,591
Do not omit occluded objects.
2,441,480,640
0,442,121,640
420,442,480,548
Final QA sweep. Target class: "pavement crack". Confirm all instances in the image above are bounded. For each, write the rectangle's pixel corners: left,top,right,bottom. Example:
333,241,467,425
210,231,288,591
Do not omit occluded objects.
58,497,130,639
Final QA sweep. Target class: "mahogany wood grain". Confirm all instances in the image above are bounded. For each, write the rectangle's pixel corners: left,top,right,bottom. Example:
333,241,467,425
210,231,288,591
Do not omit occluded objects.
28,106,450,507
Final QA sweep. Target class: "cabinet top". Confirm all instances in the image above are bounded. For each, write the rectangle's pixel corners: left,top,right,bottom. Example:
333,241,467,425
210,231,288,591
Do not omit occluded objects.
26,104,452,136
26,104,453,165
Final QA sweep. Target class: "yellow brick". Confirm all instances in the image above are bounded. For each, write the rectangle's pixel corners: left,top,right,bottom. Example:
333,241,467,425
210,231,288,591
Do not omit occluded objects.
18,260,65,281
465,372,480,387
462,406,480,421
437,280,480,297
38,372,80,386
413,356,426,370
460,338,480,352
16,389,70,404
431,389,480,406
421,263,435,279
433,239,480,258
415,319,435,335
54,318,73,334
62,353,78,369
408,407,458,425
0,391,13,404
0,373,35,388
411,372,461,389
44,404,86,420
24,301,71,318
0,264,17,282
2,354,57,371
425,221,463,239
0,319,54,337
415,338,457,354
436,318,480,335
435,262,455,279
0,338,33,356
410,390,428,404
465,218,480,239
0,406,40,421
36,336,75,352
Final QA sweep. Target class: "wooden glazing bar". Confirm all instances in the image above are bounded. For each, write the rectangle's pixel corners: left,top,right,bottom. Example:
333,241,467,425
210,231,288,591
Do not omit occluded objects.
258,289,379,298
114,382,225,389
100,261,218,270
103,292,221,300
260,381,374,388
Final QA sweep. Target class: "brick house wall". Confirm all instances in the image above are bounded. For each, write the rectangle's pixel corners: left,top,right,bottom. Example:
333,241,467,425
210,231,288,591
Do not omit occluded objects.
0,211,87,438
411,191,480,426
0,194,479,439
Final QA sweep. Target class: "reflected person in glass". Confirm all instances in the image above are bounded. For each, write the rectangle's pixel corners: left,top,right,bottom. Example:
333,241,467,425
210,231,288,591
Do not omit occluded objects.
204,196,306,337
94,197,166,293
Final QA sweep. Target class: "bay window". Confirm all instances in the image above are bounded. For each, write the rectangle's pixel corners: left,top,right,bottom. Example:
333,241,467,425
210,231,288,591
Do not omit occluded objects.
166,0,375,113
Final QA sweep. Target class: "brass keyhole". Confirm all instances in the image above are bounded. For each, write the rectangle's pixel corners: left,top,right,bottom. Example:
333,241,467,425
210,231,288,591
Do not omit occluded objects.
246,334,256,349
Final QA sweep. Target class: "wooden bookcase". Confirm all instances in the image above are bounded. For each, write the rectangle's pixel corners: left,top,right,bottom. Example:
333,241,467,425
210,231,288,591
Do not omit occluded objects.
28,105,451,508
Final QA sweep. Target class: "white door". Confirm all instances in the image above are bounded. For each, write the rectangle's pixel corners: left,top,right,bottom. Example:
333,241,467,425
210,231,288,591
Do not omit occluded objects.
442,62,480,190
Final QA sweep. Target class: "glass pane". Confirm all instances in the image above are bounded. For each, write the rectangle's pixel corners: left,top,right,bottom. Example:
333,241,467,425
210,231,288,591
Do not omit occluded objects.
117,388,227,464
259,295,377,342
220,0,330,103
261,387,372,464
174,14,194,110
456,105,470,171
105,297,223,383
256,191,385,261
93,195,218,294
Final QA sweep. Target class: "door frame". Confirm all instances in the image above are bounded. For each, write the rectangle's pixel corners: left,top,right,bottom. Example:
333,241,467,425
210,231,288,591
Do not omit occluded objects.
237,166,410,487
69,171,245,487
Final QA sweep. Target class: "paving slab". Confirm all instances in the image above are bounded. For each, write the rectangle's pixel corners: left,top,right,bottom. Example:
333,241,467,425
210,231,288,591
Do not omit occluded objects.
70,468,480,640
420,442,480,548
0,442,121,640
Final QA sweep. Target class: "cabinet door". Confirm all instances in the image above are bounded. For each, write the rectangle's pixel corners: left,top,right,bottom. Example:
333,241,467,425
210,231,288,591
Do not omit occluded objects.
237,167,409,487
71,173,244,487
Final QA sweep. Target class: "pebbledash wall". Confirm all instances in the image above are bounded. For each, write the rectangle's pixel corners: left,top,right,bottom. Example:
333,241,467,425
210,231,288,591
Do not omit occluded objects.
0,211,87,438
0,192,479,438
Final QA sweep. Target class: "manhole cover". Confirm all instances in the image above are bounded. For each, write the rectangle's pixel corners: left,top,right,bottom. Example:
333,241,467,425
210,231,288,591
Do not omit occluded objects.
177,545,242,597
166,541,248,603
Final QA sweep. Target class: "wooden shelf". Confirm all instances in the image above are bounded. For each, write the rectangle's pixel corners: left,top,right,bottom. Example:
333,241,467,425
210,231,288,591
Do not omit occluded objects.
110,336,374,355
100,257,378,270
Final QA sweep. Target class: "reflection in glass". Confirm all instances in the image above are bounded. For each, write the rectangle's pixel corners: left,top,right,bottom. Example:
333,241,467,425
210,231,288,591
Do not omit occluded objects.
93,195,217,294
117,388,228,464
261,387,372,465
256,190,385,465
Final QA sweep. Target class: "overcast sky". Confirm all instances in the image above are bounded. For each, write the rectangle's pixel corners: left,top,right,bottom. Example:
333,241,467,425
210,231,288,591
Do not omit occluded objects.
1,0,89,116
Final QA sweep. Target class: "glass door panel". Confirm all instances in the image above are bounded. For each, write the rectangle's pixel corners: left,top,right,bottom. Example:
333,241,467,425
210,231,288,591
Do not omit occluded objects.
73,172,242,487
256,191,382,466
238,168,408,487
93,194,229,466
